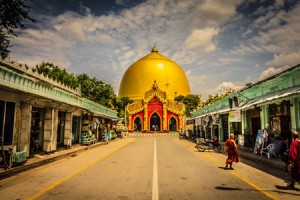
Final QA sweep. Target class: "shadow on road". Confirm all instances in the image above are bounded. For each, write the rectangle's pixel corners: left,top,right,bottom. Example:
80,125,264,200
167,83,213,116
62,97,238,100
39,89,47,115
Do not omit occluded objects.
215,186,242,190
216,185,300,197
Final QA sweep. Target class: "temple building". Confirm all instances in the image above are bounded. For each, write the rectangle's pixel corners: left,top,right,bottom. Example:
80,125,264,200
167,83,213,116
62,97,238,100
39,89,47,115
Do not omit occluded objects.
118,47,191,133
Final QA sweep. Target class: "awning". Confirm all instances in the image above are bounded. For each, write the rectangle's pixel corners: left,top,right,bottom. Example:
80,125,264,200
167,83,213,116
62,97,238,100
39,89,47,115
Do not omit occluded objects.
89,110,118,120
239,85,300,110
196,107,231,118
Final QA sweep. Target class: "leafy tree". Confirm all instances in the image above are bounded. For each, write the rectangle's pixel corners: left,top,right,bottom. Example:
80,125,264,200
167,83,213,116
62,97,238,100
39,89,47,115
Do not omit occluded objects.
204,89,235,106
77,74,117,108
245,82,253,88
181,94,201,117
0,0,35,58
32,62,117,109
32,62,79,89
114,96,134,118
174,95,185,102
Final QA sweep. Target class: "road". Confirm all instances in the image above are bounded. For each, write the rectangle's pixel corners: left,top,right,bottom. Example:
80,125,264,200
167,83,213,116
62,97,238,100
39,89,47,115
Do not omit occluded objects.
0,136,299,200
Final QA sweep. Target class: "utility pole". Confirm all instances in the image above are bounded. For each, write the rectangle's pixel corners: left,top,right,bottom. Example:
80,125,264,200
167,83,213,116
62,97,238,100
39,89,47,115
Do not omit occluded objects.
124,105,127,130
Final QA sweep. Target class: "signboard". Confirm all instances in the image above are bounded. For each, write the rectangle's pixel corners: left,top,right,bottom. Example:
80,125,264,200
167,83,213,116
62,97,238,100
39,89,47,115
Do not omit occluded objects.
238,134,244,146
254,130,263,155
228,110,241,122
212,114,220,125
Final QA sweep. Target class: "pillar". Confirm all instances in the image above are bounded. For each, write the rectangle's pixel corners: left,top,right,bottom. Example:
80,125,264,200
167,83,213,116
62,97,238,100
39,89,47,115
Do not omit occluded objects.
144,105,148,131
179,115,183,131
64,112,72,147
19,104,31,153
43,108,58,152
260,105,269,130
128,115,132,131
163,103,167,131
290,97,300,132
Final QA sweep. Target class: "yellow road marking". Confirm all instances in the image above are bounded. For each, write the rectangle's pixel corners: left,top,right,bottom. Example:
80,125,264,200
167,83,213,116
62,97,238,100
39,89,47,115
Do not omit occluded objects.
28,139,135,200
176,139,279,200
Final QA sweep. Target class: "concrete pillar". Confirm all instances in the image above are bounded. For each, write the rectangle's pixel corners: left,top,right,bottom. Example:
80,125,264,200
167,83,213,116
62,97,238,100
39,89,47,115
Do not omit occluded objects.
290,97,300,132
19,104,31,153
163,103,167,131
219,116,223,141
128,115,132,131
43,108,58,152
64,112,72,147
260,105,269,130
179,115,183,131
144,105,148,131
241,110,247,134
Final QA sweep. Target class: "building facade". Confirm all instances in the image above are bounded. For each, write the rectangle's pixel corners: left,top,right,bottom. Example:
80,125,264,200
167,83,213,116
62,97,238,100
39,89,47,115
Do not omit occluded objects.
192,64,300,153
0,59,118,164
126,81,185,133
119,47,190,133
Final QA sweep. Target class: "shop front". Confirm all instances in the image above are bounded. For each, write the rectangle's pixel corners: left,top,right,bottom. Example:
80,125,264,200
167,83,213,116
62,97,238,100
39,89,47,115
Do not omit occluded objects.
242,107,261,147
72,115,81,144
57,111,66,147
268,102,291,140
30,106,45,155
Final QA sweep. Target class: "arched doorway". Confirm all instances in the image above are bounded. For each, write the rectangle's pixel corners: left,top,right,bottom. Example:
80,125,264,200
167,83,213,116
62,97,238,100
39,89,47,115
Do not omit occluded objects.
169,117,177,131
134,117,142,132
150,112,161,132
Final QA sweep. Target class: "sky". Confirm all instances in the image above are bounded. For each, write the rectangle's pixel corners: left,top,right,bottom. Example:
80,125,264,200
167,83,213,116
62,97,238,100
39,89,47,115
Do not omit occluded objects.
9,0,300,100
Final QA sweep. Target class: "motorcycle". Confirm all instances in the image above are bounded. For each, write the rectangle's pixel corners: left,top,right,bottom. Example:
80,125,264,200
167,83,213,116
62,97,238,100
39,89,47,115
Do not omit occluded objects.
195,137,224,153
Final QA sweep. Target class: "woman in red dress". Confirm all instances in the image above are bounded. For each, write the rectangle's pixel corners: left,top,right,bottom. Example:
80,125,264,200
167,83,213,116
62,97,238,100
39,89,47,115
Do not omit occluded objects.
288,131,300,188
225,133,239,169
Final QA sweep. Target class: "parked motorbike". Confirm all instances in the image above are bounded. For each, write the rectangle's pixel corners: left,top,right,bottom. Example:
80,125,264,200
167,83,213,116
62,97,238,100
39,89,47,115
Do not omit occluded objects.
281,149,291,175
195,137,224,153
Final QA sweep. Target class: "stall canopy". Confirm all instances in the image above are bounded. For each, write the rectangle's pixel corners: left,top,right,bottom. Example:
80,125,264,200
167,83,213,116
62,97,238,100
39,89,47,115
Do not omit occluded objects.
239,85,300,110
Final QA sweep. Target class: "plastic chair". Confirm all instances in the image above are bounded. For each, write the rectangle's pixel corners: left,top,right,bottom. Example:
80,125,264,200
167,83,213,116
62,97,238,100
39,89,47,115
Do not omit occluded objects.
261,144,276,159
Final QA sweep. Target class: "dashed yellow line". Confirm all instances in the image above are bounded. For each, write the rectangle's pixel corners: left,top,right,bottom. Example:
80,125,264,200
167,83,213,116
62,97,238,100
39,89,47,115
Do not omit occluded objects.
27,139,135,200
176,139,279,200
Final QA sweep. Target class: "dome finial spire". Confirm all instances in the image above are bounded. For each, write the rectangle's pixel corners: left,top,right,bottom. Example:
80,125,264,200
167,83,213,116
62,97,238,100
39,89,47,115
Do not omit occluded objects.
151,43,158,53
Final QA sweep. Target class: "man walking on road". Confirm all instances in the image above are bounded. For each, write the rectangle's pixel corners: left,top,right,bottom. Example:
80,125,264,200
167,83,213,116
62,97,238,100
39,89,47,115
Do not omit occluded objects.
288,131,300,188
225,133,239,170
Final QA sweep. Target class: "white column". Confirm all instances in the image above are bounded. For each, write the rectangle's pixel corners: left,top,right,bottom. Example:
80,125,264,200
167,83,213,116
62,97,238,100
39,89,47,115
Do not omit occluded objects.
19,104,31,153
64,112,72,147
43,108,58,152
290,97,300,131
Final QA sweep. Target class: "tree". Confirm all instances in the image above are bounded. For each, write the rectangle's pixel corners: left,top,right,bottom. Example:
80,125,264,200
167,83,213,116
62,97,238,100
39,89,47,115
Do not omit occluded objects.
245,82,253,88
114,96,134,118
204,89,235,105
182,94,201,117
32,62,79,89
0,0,35,58
174,95,185,103
32,62,118,110
77,74,117,108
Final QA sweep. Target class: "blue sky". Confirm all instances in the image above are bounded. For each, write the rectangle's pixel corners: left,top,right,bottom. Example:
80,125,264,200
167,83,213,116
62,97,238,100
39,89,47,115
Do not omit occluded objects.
10,0,300,100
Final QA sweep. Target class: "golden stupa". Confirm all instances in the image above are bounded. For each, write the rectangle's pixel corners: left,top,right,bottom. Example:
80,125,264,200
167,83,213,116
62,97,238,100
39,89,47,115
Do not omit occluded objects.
118,47,191,99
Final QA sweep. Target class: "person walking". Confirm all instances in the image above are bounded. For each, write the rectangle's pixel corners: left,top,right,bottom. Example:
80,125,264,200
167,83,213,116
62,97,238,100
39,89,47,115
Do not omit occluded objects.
225,133,239,169
288,131,300,188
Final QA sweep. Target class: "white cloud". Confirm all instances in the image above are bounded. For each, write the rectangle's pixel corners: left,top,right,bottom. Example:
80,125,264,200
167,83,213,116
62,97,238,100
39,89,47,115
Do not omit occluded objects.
265,52,300,68
258,65,290,80
9,0,300,99
216,81,243,94
197,0,242,25
232,3,300,57
184,28,219,51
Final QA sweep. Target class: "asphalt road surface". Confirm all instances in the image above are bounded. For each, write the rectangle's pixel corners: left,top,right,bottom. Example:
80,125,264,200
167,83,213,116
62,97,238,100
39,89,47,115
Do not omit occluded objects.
0,136,299,200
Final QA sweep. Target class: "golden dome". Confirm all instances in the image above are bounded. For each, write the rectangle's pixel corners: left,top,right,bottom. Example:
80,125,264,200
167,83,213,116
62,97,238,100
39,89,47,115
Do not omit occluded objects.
118,47,191,100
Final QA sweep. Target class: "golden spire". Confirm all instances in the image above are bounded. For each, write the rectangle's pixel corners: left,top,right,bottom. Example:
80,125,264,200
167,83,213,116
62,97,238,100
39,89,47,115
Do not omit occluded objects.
151,43,158,53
